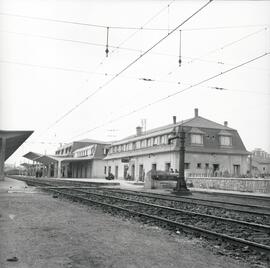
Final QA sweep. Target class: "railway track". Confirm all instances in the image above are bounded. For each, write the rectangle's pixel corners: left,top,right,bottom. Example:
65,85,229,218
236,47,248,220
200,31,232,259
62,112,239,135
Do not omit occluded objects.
12,177,270,257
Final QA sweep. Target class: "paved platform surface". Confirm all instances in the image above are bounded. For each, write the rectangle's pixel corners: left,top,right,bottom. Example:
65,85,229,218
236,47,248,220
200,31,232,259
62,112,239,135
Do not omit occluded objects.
0,177,253,268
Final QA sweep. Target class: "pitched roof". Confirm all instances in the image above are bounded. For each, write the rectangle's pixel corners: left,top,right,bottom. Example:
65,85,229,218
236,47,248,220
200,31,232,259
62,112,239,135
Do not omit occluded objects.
182,116,234,130
188,127,205,134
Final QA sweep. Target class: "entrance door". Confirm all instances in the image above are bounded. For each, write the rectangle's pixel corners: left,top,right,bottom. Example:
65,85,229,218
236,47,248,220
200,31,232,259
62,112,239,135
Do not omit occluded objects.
213,164,219,176
115,166,118,179
123,165,128,179
139,164,144,181
131,164,135,180
233,165,240,177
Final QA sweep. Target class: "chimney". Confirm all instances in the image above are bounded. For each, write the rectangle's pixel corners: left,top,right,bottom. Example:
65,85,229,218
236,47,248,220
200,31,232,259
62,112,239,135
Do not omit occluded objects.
173,116,176,124
136,126,142,136
194,108,199,117
224,121,228,127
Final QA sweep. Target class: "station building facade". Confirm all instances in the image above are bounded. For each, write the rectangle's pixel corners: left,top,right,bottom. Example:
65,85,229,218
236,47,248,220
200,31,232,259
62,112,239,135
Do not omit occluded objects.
104,109,250,181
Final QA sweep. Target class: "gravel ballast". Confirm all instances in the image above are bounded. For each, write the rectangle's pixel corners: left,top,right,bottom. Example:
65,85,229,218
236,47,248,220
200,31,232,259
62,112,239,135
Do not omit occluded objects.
0,180,253,268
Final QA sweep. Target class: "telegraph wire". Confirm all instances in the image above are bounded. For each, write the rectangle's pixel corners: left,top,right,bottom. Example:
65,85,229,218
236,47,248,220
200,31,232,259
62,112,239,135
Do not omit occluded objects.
69,52,269,139
39,0,213,135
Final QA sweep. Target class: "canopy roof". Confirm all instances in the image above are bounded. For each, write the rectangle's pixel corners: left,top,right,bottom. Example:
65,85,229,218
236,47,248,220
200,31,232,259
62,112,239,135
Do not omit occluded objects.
0,130,34,161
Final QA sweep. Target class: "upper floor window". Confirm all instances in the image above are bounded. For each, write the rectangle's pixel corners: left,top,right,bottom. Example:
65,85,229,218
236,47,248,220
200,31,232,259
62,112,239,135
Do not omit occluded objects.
141,139,146,148
147,138,153,147
219,136,232,146
136,141,141,149
127,143,133,151
153,136,160,146
191,134,203,145
160,135,168,144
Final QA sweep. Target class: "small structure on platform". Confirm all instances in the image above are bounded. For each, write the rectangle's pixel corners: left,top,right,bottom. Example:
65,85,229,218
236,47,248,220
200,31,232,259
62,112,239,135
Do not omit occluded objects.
0,130,33,180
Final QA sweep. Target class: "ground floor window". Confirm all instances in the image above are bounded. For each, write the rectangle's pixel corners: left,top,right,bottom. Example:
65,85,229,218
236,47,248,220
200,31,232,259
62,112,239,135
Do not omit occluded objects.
165,162,171,172
184,163,190,169
104,166,107,175
152,163,157,171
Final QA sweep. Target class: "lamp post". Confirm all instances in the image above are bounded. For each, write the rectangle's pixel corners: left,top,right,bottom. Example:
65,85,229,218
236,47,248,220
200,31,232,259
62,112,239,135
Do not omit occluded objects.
169,126,191,195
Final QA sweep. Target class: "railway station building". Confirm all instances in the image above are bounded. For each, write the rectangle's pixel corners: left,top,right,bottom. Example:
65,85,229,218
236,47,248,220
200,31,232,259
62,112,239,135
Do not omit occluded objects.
23,139,109,179
104,109,250,181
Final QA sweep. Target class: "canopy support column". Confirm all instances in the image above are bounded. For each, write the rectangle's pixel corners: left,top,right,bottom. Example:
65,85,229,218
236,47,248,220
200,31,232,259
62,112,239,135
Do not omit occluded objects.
57,160,62,178
0,138,7,181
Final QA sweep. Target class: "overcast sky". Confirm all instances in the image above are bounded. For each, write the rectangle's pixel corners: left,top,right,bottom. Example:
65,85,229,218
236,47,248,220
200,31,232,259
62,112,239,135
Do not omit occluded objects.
1,0,269,165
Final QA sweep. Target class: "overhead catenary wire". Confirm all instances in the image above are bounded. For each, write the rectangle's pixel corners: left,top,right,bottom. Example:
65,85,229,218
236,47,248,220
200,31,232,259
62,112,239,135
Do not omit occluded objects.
39,0,213,136
69,52,269,140
2,24,267,78
0,12,268,32
167,26,268,75
22,0,178,146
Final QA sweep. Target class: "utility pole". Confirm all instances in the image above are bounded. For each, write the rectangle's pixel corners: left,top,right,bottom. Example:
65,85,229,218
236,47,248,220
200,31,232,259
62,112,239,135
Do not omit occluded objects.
169,125,191,195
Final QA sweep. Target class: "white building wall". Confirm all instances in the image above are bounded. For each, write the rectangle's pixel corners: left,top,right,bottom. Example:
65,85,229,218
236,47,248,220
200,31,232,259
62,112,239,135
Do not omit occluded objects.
106,152,249,180
92,160,106,178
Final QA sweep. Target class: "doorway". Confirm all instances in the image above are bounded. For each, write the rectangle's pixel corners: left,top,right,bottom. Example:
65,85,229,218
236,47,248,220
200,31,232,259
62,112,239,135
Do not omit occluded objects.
115,166,118,179
233,165,240,177
139,164,144,181
131,164,135,180
213,164,219,176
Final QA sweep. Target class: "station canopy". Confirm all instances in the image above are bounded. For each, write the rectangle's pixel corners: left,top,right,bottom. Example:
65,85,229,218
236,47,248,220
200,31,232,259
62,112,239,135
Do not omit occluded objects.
0,130,34,161
23,152,95,166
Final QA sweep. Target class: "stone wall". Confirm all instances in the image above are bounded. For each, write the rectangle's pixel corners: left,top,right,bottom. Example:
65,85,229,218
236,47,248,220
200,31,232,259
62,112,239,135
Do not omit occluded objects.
186,177,270,193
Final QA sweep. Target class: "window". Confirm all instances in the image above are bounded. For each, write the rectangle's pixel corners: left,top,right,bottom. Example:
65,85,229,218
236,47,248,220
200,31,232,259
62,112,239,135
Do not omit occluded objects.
165,162,171,172
197,163,201,169
152,163,157,171
104,166,107,174
122,144,125,152
184,163,190,169
153,136,160,146
147,138,153,147
205,163,209,169
219,136,232,146
160,135,168,145
191,134,203,144
141,139,146,148
127,143,133,151
136,141,141,149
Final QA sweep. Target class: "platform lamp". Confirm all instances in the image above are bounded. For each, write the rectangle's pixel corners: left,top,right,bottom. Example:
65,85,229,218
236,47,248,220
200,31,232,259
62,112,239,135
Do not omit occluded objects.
168,124,191,195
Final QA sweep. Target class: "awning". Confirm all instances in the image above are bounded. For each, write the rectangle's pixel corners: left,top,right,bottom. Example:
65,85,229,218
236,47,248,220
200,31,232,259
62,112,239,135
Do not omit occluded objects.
23,151,42,161
1,130,34,161
35,155,60,165
23,152,95,165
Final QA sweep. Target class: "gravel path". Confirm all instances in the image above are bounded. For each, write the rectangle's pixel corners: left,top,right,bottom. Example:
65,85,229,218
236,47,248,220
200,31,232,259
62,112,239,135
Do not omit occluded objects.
0,182,252,268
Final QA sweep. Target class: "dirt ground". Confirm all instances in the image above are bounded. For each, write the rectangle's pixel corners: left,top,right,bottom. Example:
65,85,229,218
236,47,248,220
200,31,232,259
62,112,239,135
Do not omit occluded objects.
0,179,253,268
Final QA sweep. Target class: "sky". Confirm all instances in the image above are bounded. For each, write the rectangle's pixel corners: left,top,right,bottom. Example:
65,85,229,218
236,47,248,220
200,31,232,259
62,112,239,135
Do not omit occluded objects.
0,0,269,165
